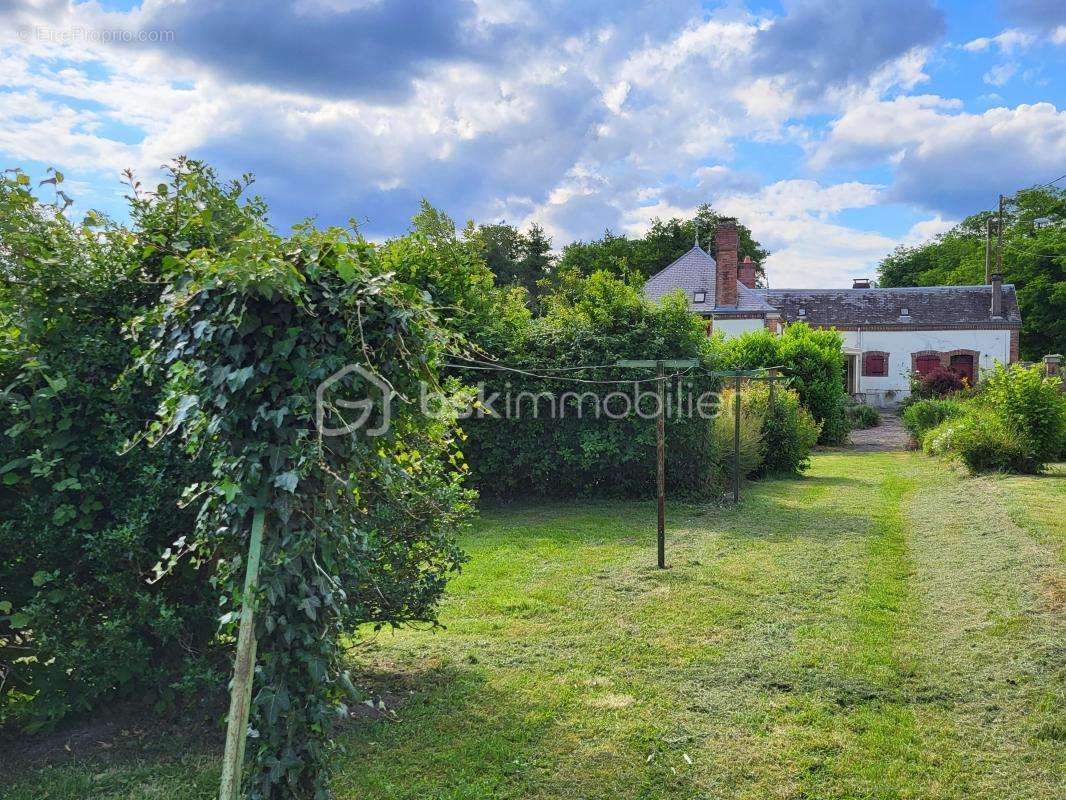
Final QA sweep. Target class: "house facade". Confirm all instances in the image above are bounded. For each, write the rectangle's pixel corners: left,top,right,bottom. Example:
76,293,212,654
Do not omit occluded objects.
643,221,1022,407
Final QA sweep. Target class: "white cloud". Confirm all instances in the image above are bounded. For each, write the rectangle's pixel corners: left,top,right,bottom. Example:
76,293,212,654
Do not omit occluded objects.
811,97,1066,215
983,62,1018,86
962,28,1035,54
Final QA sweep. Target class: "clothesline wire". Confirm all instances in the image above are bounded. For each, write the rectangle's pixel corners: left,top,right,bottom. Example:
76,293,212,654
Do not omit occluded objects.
444,356,788,386
442,360,697,386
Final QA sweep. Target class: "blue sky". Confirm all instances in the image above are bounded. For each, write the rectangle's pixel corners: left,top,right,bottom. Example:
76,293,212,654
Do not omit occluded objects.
1,0,1063,286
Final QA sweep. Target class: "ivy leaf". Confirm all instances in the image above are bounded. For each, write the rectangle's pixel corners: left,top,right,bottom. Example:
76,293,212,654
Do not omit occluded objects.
226,366,255,392
9,612,30,629
170,394,199,429
274,471,298,493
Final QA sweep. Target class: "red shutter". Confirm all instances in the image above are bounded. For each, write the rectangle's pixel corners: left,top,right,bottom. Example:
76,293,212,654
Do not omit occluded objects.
916,355,940,376
863,353,887,376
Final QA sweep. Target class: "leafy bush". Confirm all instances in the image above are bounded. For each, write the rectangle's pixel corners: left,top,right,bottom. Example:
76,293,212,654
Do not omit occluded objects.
932,410,1039,474
0,164,247,728
913,366,966,398
743,383,821,475
901,399,967,441
983,362,1066,465
720,324,850,445
1,162,477,800
846,402,881,429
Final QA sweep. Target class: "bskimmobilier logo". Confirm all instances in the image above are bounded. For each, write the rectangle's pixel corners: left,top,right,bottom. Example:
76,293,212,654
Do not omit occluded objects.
315,364,392,437
315,364,722,438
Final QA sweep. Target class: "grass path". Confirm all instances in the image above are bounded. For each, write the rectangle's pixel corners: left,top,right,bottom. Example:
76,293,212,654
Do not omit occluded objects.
5,453,1063,799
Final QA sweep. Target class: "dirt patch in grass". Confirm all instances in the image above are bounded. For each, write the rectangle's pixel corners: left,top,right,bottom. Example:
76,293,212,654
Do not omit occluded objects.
0,702,220,772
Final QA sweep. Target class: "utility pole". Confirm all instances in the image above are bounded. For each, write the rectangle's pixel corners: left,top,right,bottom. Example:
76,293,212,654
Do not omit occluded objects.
997,194,1005,277
616,358,698,569
984,216,993,284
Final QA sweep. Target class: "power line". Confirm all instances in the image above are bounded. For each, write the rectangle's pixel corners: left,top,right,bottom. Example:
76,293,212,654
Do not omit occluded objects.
1037,173,1066,189
443,359,697,386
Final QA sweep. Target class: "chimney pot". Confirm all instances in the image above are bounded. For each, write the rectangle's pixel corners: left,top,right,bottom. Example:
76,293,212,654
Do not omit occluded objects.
990,273,1003,317
1043,354,1061,377
739,255,758,289
714,221,739,307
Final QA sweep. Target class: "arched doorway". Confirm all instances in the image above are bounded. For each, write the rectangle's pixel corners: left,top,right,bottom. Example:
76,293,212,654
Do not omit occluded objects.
949,353,975,384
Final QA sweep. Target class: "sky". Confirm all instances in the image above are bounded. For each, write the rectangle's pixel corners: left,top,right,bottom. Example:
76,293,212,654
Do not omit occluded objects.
1,0,1064,288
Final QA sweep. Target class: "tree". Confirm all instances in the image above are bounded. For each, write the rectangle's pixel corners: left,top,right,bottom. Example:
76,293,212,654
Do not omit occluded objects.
557,203,769,284
465,220,556,302
877,186,1065,360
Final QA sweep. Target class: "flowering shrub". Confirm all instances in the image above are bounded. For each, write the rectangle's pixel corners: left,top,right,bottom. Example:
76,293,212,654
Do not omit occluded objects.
914,366,965,398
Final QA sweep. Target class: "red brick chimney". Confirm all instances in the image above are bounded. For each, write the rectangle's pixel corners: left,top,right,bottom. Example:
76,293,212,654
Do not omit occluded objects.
739,255,757,289
715,220,738,307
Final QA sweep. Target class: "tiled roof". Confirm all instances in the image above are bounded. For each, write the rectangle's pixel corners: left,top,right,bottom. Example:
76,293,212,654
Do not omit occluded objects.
643,245,777,313
763,285,1022,326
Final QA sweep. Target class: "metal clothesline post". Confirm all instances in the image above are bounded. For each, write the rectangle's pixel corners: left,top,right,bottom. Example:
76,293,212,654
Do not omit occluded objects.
616,358,699,568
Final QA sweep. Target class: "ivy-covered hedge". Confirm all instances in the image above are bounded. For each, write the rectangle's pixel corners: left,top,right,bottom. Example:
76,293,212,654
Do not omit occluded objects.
461,273,722,498
1,163,475,800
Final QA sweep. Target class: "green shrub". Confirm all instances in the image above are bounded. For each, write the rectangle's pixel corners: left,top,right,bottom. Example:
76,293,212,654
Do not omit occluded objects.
462,274,721,498
983,362,1066,465
0,164,244,728
1,158,476,789
901,398,966,441
720,324,850,445
940,410,1039,474
713,387,766,485
744,383,821,475
846,402,881,429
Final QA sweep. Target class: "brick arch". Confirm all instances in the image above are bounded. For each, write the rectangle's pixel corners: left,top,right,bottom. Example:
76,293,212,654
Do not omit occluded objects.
862,350,890,377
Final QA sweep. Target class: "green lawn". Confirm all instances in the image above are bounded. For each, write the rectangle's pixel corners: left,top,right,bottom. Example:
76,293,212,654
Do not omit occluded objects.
6,452,1064,799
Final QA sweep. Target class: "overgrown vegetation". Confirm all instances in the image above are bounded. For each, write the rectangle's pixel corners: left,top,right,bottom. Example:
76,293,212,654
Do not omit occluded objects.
846,401,881,430
906,363,1065,473
878,185,1065,360
1,163,476,798
718,325,851,444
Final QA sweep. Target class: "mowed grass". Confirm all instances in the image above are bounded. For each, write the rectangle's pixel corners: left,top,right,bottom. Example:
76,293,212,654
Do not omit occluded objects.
5,453,1064,799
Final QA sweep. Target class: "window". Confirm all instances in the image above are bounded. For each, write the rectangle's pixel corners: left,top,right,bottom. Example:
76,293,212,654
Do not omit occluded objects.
798,307,806,317
900,307,909,317
693,290,706,303
863,352,888,377
915,354,941,376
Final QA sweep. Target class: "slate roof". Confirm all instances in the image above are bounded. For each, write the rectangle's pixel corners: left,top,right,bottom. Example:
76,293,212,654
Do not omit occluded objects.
643,245,777,313
763,285,1021,326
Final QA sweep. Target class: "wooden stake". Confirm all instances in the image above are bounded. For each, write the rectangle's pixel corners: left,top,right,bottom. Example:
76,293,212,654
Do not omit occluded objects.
219,502,268,800
656,359,666,569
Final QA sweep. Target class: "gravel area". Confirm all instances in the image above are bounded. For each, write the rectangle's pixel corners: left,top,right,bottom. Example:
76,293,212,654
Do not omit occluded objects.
847,412,911,451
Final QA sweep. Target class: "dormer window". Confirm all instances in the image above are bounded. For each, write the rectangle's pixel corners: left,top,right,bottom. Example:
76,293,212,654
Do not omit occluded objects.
798,308,806,317
693,291,706,303
900,307,909,317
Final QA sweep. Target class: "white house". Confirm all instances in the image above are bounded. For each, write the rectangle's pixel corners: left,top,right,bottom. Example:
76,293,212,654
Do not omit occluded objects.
643,221,1022,407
